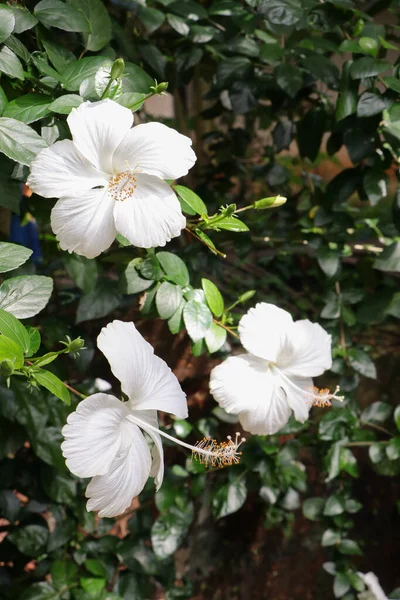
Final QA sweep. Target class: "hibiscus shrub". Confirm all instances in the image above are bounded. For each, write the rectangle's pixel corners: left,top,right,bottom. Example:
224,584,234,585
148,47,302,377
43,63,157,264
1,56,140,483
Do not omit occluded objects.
1,0,400,599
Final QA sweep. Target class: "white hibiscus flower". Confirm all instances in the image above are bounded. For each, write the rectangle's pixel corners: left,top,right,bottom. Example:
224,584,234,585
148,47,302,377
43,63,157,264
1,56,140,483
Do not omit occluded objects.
209,303,341,436
62,320,244,517
27,99,196,258
61,319,188,517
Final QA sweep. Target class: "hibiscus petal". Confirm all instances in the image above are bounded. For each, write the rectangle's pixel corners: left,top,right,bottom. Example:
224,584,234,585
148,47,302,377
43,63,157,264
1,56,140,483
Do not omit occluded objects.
85,421,151,518
209,354,291,435
238,303,294,362
133,410,164,490
279,320,332,378
27,139,108,199
113,173,186,248
112,122,196,180
97,320,188,419
68,100,133,173
280,374,313,423
51,187,116,258
61,393,128,478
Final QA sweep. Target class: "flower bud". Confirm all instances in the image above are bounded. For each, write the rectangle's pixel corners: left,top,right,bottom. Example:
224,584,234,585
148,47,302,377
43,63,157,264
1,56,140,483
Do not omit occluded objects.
153,81,168,94
61,336,85,353
0,359,14,377
238,290,256,303
110,58,125,80
254,195,287,210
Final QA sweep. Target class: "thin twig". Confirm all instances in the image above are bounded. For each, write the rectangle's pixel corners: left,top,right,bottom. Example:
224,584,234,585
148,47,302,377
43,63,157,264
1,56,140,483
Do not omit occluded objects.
213,319,239,339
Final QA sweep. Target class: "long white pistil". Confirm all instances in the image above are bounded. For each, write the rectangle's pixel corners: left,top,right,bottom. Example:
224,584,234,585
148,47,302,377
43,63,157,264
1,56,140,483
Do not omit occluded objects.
126,414,245,467
274,367,344,407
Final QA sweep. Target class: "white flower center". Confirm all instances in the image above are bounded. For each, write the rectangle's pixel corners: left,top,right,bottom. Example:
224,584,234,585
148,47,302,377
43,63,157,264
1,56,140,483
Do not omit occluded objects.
108,170,137,201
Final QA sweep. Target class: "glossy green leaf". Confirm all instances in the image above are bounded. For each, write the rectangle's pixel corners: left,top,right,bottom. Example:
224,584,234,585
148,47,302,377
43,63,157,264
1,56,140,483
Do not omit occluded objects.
0,242,32,273
212,479,247,519
3,94,52,124
49,94,83,114
205,322,227,353
201,278,224,317
69,0,112,51
156,281,183,319
348,348,376,379
0,309,30,354
174,185,208,216
0,47,24,81
0,275,53,319
183,299,213,342
0,118,47,166
0,5,15,44
0,334,24,369
34,369,70,404
157,251,190,286
34,0,90,32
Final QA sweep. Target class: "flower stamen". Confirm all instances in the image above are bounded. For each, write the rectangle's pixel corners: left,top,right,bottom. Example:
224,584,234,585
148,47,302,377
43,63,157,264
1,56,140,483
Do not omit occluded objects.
109,170,137,201
308,385,344,407
192,432,246,468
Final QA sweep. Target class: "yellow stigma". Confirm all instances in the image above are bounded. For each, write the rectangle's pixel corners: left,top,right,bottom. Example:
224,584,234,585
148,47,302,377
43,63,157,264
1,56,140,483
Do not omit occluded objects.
108,170,137,201
191,432,246,468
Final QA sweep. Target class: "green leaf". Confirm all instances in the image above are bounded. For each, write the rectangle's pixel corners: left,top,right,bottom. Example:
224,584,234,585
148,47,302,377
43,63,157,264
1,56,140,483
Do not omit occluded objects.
210,216,249,232
49,94,83,114
321,528,341,547
80,577,106,594
394,406,400,432
216,56,252,89
19,582,59,600
84,559,107,578
156,281,183,319
0,5,15,44
317,249,340,278
0,309,30,354
0,275,53,319
297,107,326,162
205,322,227,353
348,348,376,379
42,469,76,504
68,0,112,51
61,56,108,91
201,278,224,317
339,447,359,478
151,503,194,559
374,242,400,272
323,494,345,516
42,40,75,73
173,185,207,216
0,242,32,273
336,61,358,121
339,539,362,555
359,36,378,56
8,525,49,557
120,258,153,294
76,283,120,323
64,254,98,294
167,13,190,35
357,91,388,118
349,57,391,79
363,169,388,206
0,118,47,166
3,94,52,124
11,6,38,33
117,92,146,112
139,6,165,33
361,401,392,424
34,0,90,32
0,333,24,369
138,254,163,281
157,251,190,286
212,479,247,519
334,573,351,598
34,369,70,405
0,46,24,80
382,75,400,94
51,560,78,588
4,35,31,65
168,301,185,334
25,326,41,357
276,63,303,98
183,299,213,342
302,497,325,521
122,61,154,93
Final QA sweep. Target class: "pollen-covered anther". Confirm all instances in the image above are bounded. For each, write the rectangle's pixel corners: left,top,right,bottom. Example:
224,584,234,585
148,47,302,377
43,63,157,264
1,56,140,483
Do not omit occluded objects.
108,170,137,201
309,385,344,408
192,432,246,468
